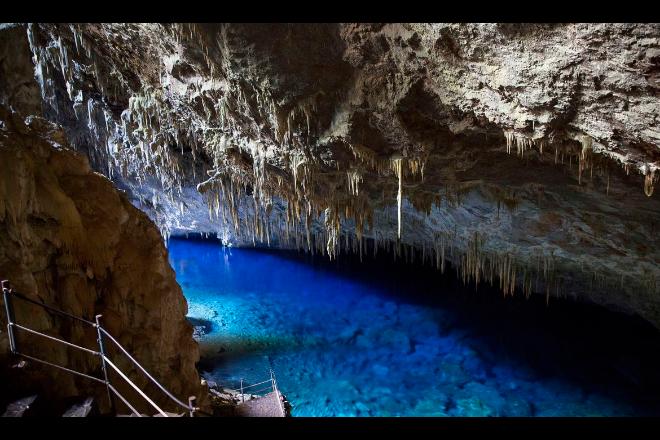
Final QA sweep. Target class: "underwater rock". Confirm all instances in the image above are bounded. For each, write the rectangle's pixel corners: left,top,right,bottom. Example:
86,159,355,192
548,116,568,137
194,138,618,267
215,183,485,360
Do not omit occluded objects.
452,382,507,416
412,397,450,417
423,335,459,357
354,401,372,416
413,320,442,339
461,349,488,380
437,361,471,387
500,394,532,417
336,326,363,344
187,302,219,322
187,317,214,338
379,329,413,353
354,333,373,349
371,364,390,377
452,395,497,417
382,301,398,316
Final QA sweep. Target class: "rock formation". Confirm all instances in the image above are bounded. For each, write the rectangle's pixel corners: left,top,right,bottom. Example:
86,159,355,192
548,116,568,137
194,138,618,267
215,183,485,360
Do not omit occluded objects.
0,107,205,414
0,23,659,339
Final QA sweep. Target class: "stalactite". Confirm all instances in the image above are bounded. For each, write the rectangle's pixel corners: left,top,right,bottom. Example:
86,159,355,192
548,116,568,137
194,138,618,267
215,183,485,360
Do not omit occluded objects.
503,129,536,157
347,168,362,196
22,24,660,311
504,130,515,155
578,135,592,185
391,156,403,239
644,168,656,197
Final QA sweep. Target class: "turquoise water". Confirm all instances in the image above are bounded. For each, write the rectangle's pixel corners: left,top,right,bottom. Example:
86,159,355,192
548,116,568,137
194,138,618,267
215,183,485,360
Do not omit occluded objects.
168,237,660,417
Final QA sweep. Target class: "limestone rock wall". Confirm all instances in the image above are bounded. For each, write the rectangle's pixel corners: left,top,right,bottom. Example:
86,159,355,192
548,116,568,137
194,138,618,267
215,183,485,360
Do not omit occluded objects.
1,23,659,330
0,108,205,414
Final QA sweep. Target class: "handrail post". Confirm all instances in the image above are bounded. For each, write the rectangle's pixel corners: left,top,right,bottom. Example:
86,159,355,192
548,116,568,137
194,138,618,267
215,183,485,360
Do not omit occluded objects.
188,396,196,417
270,369,286,417
0,282,194,416
2,280,17,354
95,314,115,414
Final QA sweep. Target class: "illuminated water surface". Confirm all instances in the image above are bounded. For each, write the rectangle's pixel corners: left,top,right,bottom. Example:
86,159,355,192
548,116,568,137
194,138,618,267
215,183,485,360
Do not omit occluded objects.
169,237,660,416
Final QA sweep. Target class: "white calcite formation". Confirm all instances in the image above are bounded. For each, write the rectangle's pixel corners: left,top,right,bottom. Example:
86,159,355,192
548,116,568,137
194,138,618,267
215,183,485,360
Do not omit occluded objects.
0,23,658,330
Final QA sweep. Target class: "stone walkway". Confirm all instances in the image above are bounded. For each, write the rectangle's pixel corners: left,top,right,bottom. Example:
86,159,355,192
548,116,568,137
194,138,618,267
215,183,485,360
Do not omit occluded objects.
235,392,285,417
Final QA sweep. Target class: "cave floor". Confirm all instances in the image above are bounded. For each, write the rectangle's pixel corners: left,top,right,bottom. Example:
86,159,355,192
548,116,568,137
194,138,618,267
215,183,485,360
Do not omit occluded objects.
169,237,660,417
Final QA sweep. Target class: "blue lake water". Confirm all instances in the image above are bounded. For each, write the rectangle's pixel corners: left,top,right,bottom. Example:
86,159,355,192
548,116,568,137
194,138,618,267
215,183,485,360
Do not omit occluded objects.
168,237,660,416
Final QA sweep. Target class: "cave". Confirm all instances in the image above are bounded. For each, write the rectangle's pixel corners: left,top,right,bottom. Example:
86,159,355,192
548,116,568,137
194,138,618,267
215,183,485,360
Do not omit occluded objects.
0,21,659,424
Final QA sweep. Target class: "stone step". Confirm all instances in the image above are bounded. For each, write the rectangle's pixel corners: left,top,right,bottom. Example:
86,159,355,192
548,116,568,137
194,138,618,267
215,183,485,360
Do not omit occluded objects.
117,412,185,417
62,397,94,417
154,412,185,417
2,395,38,417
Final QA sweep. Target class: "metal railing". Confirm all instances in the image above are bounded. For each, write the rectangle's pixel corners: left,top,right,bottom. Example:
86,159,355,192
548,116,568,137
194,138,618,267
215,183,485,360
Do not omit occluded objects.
1,280,199,417
224,369,286,417
269,369,287,417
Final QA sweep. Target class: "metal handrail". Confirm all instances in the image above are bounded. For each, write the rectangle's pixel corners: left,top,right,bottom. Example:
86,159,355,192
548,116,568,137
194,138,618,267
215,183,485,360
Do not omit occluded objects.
10,323,101,356
237,379,272,390
224,370,287,416
103,355,167,417
270,369,287,417
225,380,274,396
108,383,142,417
14,352,107,384
9,290,97,326
1,280,199,417
99,327,195,412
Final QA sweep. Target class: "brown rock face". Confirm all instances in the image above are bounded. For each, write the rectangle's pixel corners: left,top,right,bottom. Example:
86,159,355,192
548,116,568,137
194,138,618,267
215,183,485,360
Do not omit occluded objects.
0,109,205,414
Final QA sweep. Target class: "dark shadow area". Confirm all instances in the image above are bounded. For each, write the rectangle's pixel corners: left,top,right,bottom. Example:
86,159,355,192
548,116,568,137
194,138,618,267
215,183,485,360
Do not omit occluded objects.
196,335,296,376
283,244,660,403
188,317,214,335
